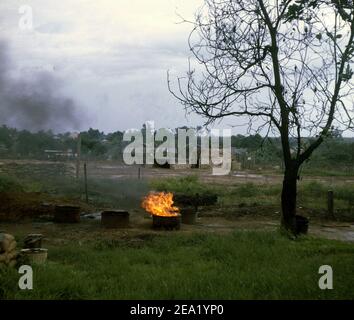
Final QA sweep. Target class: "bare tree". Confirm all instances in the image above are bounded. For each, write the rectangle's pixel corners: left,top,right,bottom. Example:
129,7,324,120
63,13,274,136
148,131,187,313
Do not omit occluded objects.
169,0,354,233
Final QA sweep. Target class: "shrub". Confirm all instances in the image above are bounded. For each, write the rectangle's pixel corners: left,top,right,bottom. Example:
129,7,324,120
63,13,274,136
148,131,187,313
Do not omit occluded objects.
0,175,23,193
150,175,208,194
235,183,260,198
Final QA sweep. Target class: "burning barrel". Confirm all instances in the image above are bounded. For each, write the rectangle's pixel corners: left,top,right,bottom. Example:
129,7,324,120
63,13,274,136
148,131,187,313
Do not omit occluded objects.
152,214,181,230
101,210,130,229
142,192,181,231
54,205,81,223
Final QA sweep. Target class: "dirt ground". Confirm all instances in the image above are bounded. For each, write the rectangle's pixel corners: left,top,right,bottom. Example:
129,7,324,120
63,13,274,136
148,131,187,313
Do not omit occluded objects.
1,159,354,244
86,161,354,186
2,159,354,185
1,212,354,247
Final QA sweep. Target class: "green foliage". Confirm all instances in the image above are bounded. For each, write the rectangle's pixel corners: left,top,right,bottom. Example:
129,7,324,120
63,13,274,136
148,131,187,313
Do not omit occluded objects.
81,128,108,157
1,231,353,299
299,181,354,204
2,125,354,173
0,174,23,193
150,175,210,194
234,183,260,198
301,181,327,198
231,134,263,151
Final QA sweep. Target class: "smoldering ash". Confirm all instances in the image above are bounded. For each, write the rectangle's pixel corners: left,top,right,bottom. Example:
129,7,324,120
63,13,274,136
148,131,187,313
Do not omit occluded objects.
123,121,232,175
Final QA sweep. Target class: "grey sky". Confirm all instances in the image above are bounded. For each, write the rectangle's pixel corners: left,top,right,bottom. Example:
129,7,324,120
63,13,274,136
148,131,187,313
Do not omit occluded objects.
1,0,224,133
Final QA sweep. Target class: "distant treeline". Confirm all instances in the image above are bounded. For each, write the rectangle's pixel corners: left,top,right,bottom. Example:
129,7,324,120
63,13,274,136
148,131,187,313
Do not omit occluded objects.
1,125,354,171
0,126,124,160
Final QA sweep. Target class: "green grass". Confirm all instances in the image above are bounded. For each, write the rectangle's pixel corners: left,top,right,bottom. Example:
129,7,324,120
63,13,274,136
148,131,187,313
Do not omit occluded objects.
0,175,24,193
1,167,149,210
1,231,353,300
301,166,354,177
150,175,211,194
3,166,354,219
150,176,354,219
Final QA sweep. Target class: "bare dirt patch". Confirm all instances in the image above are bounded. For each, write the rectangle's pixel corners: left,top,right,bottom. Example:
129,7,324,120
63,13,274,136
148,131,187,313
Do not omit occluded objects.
0,192,94,222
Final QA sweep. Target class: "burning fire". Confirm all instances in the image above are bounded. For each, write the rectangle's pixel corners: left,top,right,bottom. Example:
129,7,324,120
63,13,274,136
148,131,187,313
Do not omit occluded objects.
142,192,180,217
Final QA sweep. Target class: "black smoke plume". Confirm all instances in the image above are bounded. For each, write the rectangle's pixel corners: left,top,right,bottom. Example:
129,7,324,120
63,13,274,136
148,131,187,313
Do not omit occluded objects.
0,41,80,132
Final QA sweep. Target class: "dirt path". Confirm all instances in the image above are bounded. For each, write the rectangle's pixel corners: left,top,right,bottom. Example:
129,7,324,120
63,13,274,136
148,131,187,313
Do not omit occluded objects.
1,215,354,245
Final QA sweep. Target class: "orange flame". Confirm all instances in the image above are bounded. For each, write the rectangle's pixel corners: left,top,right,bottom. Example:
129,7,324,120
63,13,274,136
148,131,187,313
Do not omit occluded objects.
142,192,180,217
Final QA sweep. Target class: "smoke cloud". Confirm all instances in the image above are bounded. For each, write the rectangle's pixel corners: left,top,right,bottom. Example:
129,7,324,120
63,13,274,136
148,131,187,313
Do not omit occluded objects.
0,41,81,132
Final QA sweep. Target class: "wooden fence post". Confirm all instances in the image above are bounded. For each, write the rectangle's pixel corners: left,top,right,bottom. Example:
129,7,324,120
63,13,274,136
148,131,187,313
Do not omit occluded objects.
84,163,88,204
76,133,81,179
328,190,334,219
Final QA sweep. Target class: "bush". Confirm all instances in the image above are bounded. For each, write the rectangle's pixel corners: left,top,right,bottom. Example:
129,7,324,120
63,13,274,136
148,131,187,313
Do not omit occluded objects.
1,231,354,299
0,175,23,193
235,183,260,198
150,175,209,194
300,181,326,198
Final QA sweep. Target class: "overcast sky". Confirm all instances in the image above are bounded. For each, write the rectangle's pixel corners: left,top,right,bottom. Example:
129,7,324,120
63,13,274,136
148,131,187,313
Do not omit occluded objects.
0,0,231,133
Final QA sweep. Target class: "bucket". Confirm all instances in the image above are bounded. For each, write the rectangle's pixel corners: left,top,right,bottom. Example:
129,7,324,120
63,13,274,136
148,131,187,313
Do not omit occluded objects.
295,215,309,235
21,248,48,265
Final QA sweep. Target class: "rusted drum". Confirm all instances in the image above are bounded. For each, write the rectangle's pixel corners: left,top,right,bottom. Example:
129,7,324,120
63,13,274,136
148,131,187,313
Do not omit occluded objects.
54,205,81,223
152,215,181,230
180,207,198,225
101,210,130,229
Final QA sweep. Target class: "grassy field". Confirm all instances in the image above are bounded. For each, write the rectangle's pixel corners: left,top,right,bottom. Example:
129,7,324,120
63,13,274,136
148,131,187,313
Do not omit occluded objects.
2,165,354,221
1,231,353,300
1,163,354,300
151,175,354,221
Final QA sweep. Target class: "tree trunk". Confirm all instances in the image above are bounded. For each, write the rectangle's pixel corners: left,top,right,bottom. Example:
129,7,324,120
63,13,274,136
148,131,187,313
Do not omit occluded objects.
281,165,299,233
